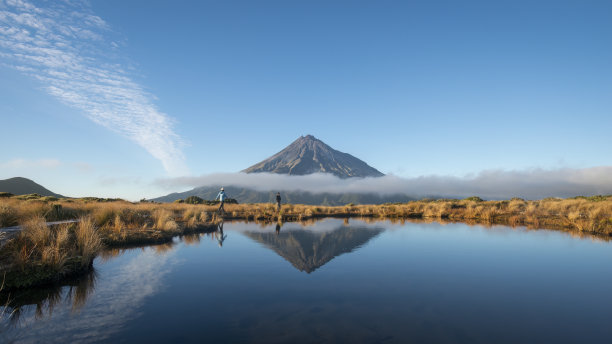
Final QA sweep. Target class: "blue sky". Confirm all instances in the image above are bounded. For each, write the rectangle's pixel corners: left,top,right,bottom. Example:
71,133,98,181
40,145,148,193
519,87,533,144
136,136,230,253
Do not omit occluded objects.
1,0,611,199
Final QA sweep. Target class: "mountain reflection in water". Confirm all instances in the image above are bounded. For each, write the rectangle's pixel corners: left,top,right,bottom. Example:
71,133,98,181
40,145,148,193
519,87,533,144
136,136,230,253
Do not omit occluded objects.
243,222,384,273
0,220,383,335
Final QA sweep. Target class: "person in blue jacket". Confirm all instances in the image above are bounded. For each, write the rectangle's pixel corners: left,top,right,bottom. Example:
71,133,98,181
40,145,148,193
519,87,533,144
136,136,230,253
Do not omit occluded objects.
215,187,228,214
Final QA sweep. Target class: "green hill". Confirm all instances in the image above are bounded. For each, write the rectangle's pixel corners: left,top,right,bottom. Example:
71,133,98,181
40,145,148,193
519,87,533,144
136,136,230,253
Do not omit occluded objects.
0,177,64,197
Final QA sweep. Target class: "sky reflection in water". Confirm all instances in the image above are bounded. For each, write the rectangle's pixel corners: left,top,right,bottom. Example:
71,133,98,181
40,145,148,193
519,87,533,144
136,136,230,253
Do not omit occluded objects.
3,219,612,343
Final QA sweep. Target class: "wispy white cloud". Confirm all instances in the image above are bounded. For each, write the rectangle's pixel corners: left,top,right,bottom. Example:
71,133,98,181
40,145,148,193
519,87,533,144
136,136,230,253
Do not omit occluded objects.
72,161,93,173
0,158,61,169
97,175,142,187
0,0,188,175
156,167,612,200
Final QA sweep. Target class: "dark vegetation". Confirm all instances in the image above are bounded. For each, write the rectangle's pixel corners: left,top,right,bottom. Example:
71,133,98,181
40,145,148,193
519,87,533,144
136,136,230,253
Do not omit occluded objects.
176,195,238,205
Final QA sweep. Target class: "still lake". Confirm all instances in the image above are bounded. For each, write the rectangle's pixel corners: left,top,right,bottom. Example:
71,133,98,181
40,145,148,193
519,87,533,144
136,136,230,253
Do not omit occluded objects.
2,219,612,343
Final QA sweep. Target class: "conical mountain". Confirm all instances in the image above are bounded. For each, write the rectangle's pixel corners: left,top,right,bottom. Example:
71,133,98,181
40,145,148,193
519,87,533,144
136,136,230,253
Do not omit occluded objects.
243,224,384,273
242,135,384,178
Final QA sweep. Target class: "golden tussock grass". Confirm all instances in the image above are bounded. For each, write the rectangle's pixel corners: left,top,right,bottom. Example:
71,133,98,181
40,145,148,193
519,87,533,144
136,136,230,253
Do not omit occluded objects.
75,217,103,267
208,197,612,235
0,214,104,289
2,196,611,236
152,209,178,232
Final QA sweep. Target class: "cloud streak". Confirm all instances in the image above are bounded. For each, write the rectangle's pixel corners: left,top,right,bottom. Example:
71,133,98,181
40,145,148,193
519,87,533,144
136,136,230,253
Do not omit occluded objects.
0,0,187,175
0,157,60,169
156,166,612,200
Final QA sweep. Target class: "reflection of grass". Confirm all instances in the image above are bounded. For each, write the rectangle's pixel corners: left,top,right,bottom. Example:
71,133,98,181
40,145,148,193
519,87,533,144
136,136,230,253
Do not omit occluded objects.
0,269,97,323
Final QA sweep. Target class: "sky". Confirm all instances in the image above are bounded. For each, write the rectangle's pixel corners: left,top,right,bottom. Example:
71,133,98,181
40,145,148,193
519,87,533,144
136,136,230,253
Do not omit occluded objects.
1,0,611,200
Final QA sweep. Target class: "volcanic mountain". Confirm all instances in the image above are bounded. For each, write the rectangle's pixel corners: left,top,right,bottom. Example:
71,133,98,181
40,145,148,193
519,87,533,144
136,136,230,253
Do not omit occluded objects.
242,135,384,178
152,135,407,204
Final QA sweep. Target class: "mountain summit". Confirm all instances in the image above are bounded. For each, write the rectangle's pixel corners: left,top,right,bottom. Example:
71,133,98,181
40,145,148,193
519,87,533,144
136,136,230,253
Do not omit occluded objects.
242,135,384,178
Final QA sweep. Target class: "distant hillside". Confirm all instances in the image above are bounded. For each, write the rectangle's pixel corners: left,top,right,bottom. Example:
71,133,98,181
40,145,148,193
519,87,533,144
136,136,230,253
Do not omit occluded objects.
0,177,64,197
243,135,384,178
152,185,414,205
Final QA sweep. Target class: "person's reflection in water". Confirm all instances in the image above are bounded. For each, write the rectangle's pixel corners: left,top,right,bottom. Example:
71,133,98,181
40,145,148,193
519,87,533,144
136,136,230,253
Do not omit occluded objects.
275,223,281,235
216,221,227,247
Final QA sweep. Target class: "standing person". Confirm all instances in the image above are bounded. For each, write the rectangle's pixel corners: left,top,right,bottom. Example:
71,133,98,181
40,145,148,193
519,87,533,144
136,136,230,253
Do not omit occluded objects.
276,192,282,212
215,187,228,214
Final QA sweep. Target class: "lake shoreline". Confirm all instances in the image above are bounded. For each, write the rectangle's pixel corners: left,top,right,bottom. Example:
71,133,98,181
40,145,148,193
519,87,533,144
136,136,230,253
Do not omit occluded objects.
1,195,611,291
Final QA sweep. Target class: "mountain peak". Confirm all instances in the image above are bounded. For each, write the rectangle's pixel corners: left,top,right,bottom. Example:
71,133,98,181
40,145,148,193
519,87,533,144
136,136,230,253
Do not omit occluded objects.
294,134,321,145
242,135,384,178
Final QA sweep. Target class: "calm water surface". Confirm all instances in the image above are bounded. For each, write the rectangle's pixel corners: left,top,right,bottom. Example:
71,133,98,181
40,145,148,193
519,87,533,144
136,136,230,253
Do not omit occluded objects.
2,219,612,343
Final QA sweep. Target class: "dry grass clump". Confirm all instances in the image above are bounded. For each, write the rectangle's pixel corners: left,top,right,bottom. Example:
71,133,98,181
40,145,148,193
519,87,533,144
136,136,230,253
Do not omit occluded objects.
0,203,18,227
22,216,51,248
14,217,71,271
40,225,71,271
152,209,178,232
183,210,210,229
92,206,117,228
1,215,104,289
75,217,103,266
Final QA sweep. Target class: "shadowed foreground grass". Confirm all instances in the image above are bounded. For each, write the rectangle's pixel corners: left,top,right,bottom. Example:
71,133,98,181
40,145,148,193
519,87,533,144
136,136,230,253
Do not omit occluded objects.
0,216,102,289
0,195,611,289
0,198,219,289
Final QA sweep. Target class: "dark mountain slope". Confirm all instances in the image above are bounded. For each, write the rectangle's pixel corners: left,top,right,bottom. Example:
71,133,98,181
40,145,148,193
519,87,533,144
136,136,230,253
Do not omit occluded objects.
0,177,64,197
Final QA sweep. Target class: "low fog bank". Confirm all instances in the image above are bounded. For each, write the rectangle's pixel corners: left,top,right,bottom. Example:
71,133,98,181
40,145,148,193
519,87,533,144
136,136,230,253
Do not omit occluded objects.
155,166,612,200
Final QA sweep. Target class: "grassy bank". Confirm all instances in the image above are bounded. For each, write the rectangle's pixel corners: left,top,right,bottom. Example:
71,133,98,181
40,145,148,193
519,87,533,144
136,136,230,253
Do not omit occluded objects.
192,196,612,235
0,216,102,289
1,195,611,289
0,197,219,290
2,194,612,235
